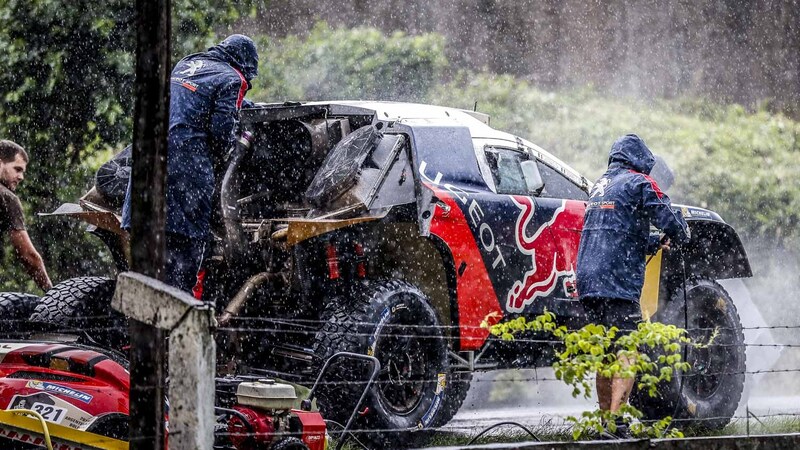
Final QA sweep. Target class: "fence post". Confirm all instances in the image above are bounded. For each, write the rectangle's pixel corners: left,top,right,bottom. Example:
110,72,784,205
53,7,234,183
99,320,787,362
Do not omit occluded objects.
113,271,215,450
130,0,171,447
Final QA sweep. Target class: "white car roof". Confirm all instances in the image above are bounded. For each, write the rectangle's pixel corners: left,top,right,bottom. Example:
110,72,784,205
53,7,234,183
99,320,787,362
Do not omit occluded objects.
311,101,588,189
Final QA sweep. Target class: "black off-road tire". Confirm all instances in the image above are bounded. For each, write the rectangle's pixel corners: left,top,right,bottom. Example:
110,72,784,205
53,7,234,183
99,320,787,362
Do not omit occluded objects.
632,278,745,430
269,437,309,450
0,292,40,336
29,277,127,351
86,412,129,441
312,280,470,448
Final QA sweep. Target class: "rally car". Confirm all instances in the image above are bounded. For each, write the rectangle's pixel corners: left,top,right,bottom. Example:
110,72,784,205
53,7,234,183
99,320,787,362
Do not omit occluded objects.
23,101,750,446
0,336,326,450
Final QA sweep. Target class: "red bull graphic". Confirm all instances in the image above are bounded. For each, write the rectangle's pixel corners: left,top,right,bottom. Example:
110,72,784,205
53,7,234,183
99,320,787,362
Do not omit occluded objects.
506,196,583,313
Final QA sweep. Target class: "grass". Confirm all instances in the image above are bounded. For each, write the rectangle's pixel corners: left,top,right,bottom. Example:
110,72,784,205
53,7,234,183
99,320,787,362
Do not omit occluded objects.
690,416,800,437
327,416,800,450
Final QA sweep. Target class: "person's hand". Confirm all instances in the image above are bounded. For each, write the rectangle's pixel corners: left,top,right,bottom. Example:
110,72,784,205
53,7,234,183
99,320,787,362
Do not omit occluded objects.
659,234,671,252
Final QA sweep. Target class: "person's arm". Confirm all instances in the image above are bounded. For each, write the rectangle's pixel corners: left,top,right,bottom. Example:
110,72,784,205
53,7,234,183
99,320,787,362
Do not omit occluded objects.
645,233,662,255
9,229,53,291
640,174,690,245
209,73,248,158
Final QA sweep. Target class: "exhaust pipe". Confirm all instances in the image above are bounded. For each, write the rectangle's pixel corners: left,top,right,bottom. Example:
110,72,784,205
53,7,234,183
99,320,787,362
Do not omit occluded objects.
218,271,286,326
220,131,253,268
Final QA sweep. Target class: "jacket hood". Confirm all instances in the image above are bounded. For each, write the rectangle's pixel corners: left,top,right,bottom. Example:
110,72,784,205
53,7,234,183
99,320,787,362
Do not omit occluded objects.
207,34,259,81
608,134,656,174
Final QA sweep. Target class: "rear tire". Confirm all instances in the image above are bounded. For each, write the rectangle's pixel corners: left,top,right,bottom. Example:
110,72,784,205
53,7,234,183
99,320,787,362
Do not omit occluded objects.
0,292,40,337
29,277,127,351
312,280,469,448
632,278,745,430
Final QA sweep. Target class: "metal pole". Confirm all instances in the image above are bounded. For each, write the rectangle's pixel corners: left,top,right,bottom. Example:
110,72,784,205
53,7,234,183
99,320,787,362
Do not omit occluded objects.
130,0,170,448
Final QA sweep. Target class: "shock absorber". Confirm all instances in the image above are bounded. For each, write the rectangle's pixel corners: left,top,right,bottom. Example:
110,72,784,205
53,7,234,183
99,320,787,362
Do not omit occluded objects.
325,241,340,280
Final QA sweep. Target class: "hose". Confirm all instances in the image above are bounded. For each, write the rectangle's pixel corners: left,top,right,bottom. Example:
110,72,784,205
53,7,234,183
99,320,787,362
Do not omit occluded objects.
7,409,54,450
467,420,541,445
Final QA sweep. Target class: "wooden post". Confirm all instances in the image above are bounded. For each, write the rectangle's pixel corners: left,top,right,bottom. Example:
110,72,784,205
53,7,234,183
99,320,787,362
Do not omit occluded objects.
130,0,171,448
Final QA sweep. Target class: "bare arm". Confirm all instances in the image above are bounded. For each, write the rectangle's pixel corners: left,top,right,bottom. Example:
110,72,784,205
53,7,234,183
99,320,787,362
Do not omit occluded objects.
9,229,52,291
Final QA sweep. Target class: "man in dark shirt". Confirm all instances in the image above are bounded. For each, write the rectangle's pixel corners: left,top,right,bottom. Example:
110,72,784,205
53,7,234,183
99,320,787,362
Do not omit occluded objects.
577,134,689,421
0,140,52,291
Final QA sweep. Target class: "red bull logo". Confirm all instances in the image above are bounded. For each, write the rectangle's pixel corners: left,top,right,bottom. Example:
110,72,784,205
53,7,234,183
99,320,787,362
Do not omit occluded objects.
506,196,581,313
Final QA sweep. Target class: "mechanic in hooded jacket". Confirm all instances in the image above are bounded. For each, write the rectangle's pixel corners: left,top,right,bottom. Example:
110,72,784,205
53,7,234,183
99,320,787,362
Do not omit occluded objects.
122,34,258,292
576,134,690,421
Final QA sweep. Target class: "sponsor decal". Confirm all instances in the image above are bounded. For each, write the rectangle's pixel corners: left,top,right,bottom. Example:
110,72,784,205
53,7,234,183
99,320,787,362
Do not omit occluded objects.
391,304,408,314
367,306,395,357
419,161,506,268
418,373,447,428
26,380,93,404
680,207,713,219
589,177,609,198
506,197,577,312
562,277,579,298
29,402,67,424
171,76,199,92
587,200,615,210
178,60,204,76
7,393,97,431
435,372,447,394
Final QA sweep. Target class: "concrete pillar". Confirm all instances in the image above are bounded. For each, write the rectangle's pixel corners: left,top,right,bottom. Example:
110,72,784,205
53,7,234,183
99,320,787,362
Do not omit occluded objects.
113,271,215,450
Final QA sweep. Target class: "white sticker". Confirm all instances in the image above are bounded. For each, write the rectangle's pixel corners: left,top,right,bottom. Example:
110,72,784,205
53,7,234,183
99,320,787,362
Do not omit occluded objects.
30,402,68,424
7,394,96,430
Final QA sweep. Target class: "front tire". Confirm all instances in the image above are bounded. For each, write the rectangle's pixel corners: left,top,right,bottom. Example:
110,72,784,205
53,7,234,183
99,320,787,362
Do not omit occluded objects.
632,278,746,430
312,280,469,448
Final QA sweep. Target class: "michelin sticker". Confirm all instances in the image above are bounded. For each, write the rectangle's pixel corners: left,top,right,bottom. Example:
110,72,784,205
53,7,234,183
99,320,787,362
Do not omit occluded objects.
418,373,447,428
26,380,93,403
367,306,397,357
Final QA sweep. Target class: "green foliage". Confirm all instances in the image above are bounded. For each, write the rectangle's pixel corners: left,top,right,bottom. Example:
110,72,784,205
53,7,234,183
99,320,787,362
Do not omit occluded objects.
431,73,800,249
486,312,696,439
569,405,683,440
248,22,448,103
0,0,249,292
2,16,797,294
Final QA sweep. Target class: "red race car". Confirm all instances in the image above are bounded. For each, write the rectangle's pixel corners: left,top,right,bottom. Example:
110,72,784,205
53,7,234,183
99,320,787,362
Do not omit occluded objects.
0,340,326,450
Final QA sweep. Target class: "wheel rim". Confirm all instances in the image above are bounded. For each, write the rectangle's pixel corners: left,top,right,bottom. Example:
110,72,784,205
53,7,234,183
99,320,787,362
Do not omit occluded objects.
373,305,441,415
682,286,739,401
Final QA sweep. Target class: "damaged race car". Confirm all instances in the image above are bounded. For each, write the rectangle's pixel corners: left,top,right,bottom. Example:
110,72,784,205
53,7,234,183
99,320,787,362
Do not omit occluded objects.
19,101,750,446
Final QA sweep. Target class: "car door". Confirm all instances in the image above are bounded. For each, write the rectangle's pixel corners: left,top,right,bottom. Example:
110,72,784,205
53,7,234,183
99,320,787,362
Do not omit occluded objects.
533,160,588,302
475,144,570,318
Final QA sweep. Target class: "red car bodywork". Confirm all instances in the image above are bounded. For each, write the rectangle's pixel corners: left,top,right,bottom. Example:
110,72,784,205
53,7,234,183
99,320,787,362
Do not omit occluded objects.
0,342,130,432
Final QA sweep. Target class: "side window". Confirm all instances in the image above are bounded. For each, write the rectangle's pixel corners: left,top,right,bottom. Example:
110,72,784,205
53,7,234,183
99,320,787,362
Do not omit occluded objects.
536,161,589,200
484,147,530,194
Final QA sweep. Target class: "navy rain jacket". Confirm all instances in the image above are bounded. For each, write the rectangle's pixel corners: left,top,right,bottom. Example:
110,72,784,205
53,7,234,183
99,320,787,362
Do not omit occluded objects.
576,134,690,303
166,34,258,239
122,34,258,238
